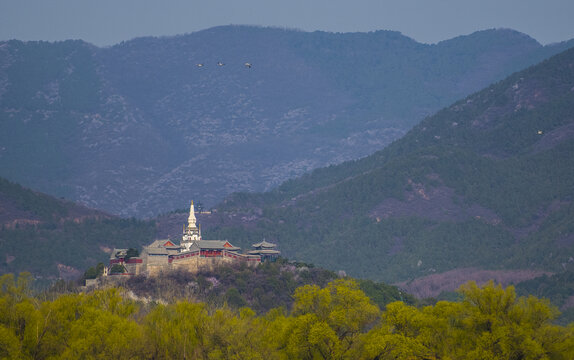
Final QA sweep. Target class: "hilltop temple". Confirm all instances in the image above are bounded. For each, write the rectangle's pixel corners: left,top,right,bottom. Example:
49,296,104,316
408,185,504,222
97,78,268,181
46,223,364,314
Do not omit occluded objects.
107,201,279,276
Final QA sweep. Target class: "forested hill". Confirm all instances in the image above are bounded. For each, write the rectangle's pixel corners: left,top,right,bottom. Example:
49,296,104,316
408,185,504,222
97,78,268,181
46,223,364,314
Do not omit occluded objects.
0,176,107,225
1,26,573,217
200,46,574,287
0,177,155,278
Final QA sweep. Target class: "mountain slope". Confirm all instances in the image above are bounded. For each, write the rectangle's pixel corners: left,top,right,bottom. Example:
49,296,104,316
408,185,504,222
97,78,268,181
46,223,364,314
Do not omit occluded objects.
198,46,574,284
0,177,155,278
1,26,573,216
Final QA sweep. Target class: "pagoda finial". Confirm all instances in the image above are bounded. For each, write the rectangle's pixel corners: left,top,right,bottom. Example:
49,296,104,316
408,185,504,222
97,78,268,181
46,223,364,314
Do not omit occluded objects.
188,200,197,228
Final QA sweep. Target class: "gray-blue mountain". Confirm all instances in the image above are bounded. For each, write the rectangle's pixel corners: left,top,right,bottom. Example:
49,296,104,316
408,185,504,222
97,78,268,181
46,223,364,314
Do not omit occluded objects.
1,25,572,216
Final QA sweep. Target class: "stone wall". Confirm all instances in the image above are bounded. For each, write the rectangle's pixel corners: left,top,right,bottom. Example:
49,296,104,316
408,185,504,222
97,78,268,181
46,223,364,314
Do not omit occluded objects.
170,254,238,273
131,250,261,277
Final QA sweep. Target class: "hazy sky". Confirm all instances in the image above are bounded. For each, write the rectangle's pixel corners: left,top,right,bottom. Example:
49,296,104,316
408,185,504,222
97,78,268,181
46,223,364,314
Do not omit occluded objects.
1,0,574,47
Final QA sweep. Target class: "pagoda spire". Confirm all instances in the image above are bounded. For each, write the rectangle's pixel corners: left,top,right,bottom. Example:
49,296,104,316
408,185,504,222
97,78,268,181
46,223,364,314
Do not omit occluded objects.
187,200,197,228
182,200,201,249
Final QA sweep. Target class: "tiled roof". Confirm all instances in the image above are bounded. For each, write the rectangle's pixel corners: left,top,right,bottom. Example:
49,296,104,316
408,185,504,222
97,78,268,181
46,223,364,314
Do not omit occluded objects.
248,249,280,255
147,239,180,249
144,246,169,255
110,248,128,259
251,240,277,249
198,240,240,251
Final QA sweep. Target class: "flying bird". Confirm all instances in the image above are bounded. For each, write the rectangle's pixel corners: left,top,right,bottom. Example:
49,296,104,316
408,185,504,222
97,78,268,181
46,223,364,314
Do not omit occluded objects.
217,62,225,66
244,62,252,68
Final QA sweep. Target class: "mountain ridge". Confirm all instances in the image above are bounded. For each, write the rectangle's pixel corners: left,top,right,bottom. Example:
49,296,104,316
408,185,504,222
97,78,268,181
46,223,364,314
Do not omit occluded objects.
1,25,573,217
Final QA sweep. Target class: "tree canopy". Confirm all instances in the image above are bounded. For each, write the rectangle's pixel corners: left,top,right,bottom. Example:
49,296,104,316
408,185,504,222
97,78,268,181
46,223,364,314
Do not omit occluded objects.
0,273,572,359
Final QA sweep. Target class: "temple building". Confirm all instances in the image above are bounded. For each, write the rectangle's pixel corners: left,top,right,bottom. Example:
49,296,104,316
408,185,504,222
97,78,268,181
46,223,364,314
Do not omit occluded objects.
107,201,279,277
249,240,281,262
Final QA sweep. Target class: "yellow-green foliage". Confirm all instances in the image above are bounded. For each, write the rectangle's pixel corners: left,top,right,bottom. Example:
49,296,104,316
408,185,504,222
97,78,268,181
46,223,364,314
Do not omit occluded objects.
0,274,572,359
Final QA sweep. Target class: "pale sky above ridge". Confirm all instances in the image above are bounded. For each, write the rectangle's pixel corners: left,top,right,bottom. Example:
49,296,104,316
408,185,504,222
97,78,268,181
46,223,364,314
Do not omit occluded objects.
1,0,573,47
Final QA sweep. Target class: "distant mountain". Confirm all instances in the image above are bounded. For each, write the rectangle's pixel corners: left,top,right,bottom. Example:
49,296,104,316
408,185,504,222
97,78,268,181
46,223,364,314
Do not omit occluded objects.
0,177,155,278
1,26,572,217
197,46,574,287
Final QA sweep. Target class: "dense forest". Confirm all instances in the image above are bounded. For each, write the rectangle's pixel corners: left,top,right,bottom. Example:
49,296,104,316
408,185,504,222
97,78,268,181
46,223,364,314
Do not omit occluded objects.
516,269,574,326
202,46,574,283
1,273,572,359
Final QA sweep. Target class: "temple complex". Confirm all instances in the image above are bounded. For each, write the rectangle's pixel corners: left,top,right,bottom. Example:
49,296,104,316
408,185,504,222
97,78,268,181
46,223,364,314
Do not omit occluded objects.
107,201,279,276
